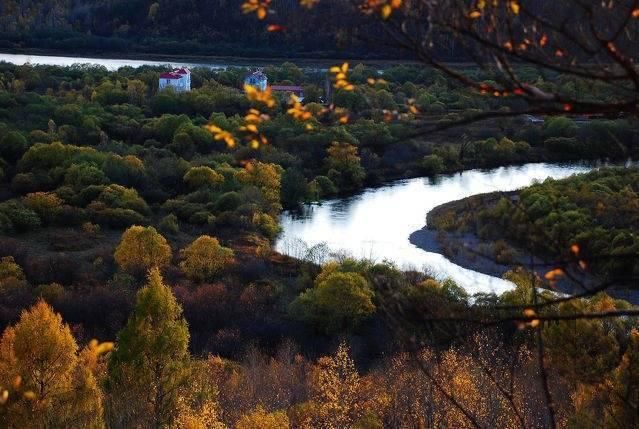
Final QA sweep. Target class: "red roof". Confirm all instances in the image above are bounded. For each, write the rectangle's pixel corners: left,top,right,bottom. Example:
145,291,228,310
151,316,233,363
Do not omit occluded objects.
160,72,182,79
174,68,189,74
271,85,303,91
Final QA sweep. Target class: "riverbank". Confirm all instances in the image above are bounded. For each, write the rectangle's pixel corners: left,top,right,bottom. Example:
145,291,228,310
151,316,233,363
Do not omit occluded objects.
0,48,425,70
410,183,639,303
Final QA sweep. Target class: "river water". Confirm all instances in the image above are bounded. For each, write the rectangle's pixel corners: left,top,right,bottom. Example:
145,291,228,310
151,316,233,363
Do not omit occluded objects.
275,162,620,296
0,52,232,70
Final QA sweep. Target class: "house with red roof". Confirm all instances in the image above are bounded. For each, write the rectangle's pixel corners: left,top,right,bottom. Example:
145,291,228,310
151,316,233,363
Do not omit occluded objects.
159,67,191,92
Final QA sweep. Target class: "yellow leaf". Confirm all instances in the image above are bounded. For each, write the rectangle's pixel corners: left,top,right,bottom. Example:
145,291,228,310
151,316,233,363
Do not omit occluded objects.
381,4,392,19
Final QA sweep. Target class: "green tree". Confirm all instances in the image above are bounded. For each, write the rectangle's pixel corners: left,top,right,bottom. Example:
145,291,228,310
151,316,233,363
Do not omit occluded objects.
114,226,172,273
0,131,28,163
183,166,224,189
290,271,375,333
107,268,190,428
326,142,366,192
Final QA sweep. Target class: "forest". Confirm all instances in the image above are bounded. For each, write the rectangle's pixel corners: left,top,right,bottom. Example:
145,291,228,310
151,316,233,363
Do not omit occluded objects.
427,168,639,297
0,0,639,425
0,57,636,427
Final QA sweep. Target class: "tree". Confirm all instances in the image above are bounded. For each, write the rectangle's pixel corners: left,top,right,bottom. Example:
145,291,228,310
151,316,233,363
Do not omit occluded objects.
235,406,290,429
179,235,235,282
236,162,282,215
106,268,190,428
326,142,366,192
0,131,28,163
0,300,104,428
114,225,172,273
183,166,224,189
290,271,375,333
310,342,363,428
0,256,26,292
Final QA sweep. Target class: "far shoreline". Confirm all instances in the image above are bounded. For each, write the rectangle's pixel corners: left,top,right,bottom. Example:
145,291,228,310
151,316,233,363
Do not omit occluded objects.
0,48,429,69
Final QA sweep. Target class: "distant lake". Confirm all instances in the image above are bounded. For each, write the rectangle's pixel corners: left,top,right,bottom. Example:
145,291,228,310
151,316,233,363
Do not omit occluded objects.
275,162,627,296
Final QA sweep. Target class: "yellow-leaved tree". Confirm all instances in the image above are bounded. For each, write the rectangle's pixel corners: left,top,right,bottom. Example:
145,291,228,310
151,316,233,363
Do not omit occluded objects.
179,235,235,282
235,405,290,429
113,225,172,273
308,341,365,428
0,300,104,428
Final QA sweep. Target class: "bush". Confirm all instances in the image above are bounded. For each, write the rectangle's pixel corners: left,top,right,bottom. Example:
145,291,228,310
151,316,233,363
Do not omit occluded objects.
183,166,224,189
179,235,234,282
0,131,28,163
421,154,445,175
22,192,63,224
214,192,242,212
0,200,41,232
159,214,179,234
289,271,375,334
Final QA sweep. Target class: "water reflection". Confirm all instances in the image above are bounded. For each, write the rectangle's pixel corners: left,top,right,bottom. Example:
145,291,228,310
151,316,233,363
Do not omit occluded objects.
276,162,601,295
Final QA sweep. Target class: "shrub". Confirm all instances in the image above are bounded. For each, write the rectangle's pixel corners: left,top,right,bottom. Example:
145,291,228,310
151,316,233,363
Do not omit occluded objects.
159,214,179,234
421,154,445,175
183,166,224,189
0,200,41,232
0,131,28,162
179,235,234,282
214,192,242,212
22,192,63,223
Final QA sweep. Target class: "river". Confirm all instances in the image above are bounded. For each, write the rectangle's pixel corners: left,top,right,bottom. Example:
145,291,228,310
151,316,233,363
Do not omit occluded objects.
275,162,625,296
0,52,233,70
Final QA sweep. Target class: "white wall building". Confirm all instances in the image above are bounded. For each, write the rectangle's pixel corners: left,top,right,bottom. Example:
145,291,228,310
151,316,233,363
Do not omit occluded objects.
244,70,268,91
159,68,191,92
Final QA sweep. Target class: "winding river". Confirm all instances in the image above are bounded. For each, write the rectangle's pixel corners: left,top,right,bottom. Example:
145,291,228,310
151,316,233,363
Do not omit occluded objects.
275,162,628,296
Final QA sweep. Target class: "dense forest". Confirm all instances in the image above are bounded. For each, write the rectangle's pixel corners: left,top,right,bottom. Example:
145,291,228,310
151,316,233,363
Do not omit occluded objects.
0,56,636,426
0,0,584,59
0,0,385,58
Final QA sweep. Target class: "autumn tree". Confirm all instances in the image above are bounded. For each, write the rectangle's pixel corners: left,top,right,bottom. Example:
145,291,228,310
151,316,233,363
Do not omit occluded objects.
0,300,104,428
326,142,366,192
236,161,282,215
113,225,172,273
179,235,235,282
183,165,225,189
106,268,190,428
235,405,290,429
0,256,26,292
309,341,365,428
